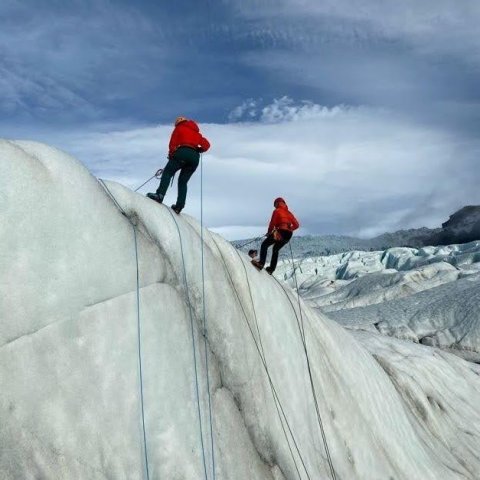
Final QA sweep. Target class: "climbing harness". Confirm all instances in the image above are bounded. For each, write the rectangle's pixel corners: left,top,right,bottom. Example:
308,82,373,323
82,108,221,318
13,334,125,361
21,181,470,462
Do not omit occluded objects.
272,228,282,242
134,168,164,192
97,179,151,480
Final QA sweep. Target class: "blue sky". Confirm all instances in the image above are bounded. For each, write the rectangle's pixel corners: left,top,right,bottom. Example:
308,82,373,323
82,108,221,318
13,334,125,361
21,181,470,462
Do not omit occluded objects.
2,0,480,239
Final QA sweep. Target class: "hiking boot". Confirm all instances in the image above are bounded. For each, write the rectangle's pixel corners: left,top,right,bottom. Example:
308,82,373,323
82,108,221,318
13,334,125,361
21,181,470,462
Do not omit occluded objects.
171,204,183,214
265,266,274,275
251,259,264,270
147,192,163,203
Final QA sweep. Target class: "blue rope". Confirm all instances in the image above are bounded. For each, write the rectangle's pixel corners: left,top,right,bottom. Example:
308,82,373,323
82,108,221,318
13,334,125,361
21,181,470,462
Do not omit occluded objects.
166,207,209,480
200,154,216,479
210,236,313,480
97,180,150,480
133,227,151,480
285,244,337,480
231,248,303,480
233,236,265,250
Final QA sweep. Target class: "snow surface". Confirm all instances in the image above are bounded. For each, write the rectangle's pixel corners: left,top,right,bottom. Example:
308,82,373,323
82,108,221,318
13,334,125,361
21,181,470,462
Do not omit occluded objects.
2,139,480,479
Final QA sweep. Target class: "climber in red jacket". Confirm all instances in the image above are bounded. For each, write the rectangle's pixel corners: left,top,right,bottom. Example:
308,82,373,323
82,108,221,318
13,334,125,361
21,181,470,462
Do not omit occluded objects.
252,197,300,274
147,116,210,214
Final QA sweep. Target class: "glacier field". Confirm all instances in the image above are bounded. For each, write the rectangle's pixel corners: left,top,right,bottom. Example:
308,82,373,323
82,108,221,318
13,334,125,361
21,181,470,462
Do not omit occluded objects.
1,139,480,479
277,242,480,363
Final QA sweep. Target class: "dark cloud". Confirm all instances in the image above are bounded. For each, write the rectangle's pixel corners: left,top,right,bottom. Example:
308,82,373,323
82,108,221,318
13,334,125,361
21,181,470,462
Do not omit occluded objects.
1,1,479,238
2,0,479,127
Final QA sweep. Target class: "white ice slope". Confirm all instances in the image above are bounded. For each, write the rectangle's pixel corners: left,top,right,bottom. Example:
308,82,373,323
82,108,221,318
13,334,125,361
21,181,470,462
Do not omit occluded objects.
1,140,480,479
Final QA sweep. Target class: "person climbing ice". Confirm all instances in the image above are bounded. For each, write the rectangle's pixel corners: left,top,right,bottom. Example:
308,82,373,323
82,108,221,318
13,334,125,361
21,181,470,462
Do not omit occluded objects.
251,197,299,274
147,116,210,214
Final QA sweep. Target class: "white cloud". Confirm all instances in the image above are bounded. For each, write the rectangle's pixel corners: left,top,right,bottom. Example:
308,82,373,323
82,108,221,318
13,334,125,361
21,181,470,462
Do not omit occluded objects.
229,97,349,124
228,99,258,122
262,97,347,123
40,99,480,240
228,0,480,66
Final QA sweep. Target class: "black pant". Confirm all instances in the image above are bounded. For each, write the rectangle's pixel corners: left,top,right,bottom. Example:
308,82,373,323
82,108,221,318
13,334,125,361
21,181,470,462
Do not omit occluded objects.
259,230,293,271
156,147,200,208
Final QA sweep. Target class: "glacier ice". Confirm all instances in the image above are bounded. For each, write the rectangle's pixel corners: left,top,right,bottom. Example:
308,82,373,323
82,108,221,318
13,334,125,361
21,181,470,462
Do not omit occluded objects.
1,139,480,479
278,243,480,362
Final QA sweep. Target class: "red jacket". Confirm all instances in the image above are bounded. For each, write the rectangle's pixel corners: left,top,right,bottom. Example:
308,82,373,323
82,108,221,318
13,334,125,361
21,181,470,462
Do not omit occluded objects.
268,203,300,233
168,120,210,156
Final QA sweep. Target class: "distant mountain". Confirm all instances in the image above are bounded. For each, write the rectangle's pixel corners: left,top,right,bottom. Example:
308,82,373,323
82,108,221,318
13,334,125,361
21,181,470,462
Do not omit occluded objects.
233,206,480,257
234,227,437,258
426,206,480,245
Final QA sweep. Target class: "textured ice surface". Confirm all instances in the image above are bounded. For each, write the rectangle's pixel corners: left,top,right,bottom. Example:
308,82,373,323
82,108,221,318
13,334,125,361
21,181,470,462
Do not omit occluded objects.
276,243,480,360
2,140,480,479
329,274,480,361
